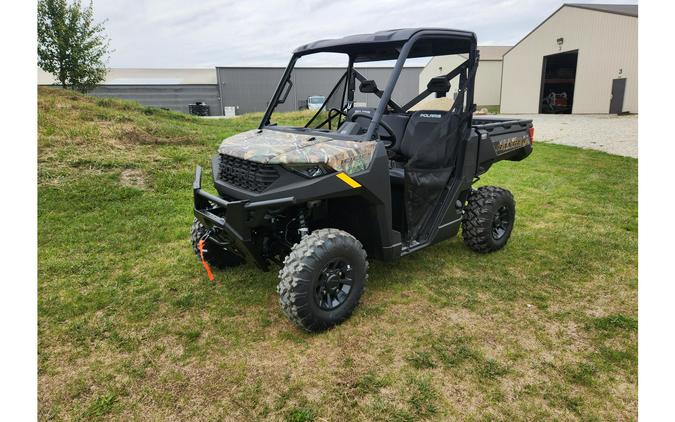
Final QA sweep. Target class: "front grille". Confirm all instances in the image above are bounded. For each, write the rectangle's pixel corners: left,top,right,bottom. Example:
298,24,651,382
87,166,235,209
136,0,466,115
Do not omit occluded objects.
218,154,279,193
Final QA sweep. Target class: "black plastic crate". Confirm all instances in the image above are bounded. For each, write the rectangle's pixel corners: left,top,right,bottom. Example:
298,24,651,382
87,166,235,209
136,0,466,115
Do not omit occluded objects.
188,102,210,116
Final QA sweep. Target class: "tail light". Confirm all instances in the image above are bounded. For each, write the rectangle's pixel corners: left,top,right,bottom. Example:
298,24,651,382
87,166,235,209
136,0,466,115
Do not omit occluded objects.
528,127,535,145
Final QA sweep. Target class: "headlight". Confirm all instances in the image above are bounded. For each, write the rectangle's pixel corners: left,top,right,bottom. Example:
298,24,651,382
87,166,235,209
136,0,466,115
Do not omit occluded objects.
284,164,334,178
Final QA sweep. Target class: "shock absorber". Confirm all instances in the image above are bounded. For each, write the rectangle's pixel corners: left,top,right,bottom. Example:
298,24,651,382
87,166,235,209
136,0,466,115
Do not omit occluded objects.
297,208,309,239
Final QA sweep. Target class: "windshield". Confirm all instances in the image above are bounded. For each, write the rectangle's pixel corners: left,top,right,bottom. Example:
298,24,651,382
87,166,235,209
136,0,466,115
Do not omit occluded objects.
259,35,477,140
265,53,351,133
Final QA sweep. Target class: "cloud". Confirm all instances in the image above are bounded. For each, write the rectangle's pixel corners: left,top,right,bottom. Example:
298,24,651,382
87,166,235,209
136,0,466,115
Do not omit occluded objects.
93,0,638,67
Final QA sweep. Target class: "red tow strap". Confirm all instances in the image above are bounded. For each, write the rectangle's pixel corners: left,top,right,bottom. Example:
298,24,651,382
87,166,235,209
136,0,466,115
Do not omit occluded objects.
198,239,215,282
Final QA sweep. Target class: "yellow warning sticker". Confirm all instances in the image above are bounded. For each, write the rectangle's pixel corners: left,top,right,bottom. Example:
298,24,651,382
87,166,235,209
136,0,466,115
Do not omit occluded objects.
336,172,362,188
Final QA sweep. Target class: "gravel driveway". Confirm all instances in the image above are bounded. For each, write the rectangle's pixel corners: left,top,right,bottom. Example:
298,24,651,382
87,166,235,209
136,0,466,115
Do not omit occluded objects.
498,114,637,158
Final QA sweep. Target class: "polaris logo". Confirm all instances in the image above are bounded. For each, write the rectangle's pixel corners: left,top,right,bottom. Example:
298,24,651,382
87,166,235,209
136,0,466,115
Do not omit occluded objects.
420,113,442,118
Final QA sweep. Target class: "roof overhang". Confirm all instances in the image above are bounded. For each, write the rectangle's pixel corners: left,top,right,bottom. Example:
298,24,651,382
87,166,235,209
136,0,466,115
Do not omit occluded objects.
504,3,638,57
566,3,638,18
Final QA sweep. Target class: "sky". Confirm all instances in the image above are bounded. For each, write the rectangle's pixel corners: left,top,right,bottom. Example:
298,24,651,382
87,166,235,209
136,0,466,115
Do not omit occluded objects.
94,0,638,68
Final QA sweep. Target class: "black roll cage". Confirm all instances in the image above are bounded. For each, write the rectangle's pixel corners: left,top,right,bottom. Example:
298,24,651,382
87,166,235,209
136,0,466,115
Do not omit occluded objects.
259,30,478,141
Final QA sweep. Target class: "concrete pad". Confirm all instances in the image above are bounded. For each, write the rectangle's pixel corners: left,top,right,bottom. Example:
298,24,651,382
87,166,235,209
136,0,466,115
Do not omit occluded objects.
499,114,637,158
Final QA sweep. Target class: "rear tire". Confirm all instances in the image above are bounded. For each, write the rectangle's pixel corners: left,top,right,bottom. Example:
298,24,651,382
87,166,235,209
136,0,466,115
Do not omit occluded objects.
462,186,515,253
277,228,368,332
190,218,244,269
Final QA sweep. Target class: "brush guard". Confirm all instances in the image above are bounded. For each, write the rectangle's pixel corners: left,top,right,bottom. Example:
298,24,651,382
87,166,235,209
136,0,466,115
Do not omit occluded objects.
193,165,294,270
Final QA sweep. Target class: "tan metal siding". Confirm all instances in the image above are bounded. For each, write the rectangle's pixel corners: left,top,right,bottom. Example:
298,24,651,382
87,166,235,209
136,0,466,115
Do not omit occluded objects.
105,68,217,84
38,68,218,85
38,68,58,85
419,55,503,106
501,6,637,114
419,55,465,95
474,61,502,106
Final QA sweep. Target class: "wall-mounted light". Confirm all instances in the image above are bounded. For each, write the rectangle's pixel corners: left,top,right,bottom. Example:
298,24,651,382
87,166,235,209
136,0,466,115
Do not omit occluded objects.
557,37,564,51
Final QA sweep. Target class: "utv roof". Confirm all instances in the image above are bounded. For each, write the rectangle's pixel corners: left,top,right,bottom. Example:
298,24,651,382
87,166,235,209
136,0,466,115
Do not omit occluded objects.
294,28,477,62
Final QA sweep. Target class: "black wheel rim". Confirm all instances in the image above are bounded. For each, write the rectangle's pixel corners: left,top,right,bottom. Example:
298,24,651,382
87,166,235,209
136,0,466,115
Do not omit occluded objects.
314,258,353,311
492,205,511,240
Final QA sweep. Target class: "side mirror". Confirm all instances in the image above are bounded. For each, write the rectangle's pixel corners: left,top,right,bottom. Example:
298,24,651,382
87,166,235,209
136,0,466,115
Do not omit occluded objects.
359,79,379,94
277,79,293,104
427,76,451,98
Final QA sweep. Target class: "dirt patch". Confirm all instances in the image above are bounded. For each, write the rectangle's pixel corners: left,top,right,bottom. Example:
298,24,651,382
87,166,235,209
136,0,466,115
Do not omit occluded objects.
116,126,198,146
120,169,147,190
118,127,157,145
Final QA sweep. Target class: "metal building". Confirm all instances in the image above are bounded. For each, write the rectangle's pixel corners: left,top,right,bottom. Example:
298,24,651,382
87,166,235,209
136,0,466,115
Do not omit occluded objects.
216,66,423,115
418,46,511,107
39,68,222,115
500,3,638,114
89,69,220,114
39,66,422,116
91,84,221,114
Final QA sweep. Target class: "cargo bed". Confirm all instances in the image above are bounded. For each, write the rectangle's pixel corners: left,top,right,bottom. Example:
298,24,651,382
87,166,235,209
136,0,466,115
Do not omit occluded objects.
471,117,534,175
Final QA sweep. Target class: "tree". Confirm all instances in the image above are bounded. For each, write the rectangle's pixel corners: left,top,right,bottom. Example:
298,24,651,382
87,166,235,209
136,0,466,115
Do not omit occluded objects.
38,0,111,92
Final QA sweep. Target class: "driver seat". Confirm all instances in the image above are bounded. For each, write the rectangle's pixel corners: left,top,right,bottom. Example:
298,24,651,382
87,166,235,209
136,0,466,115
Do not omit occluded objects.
388,110,449,185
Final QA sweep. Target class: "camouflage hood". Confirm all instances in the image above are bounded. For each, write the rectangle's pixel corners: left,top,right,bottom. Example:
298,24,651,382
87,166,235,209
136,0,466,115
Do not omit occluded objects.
218,129,377,175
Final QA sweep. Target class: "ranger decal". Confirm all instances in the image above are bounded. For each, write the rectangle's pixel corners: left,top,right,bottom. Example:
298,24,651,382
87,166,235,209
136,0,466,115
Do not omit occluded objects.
493,135,530,155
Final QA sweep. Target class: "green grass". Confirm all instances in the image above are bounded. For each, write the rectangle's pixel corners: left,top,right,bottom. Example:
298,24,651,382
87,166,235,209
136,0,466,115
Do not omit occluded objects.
38,87,637,420
477,104,500,114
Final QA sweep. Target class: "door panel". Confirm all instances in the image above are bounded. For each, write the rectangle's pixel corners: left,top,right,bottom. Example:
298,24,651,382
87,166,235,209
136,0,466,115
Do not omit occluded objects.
609,78,626,114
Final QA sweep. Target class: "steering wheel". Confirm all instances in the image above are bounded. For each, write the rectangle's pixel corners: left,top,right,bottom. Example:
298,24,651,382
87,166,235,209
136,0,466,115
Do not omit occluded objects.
349,112,397,147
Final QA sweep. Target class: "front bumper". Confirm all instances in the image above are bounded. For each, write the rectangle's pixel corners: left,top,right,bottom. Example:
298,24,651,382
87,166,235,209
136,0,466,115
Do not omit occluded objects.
193,165,294,270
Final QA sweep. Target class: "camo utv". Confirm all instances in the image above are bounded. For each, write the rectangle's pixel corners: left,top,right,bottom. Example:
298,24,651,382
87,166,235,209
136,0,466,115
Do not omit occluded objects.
192,28,534,332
